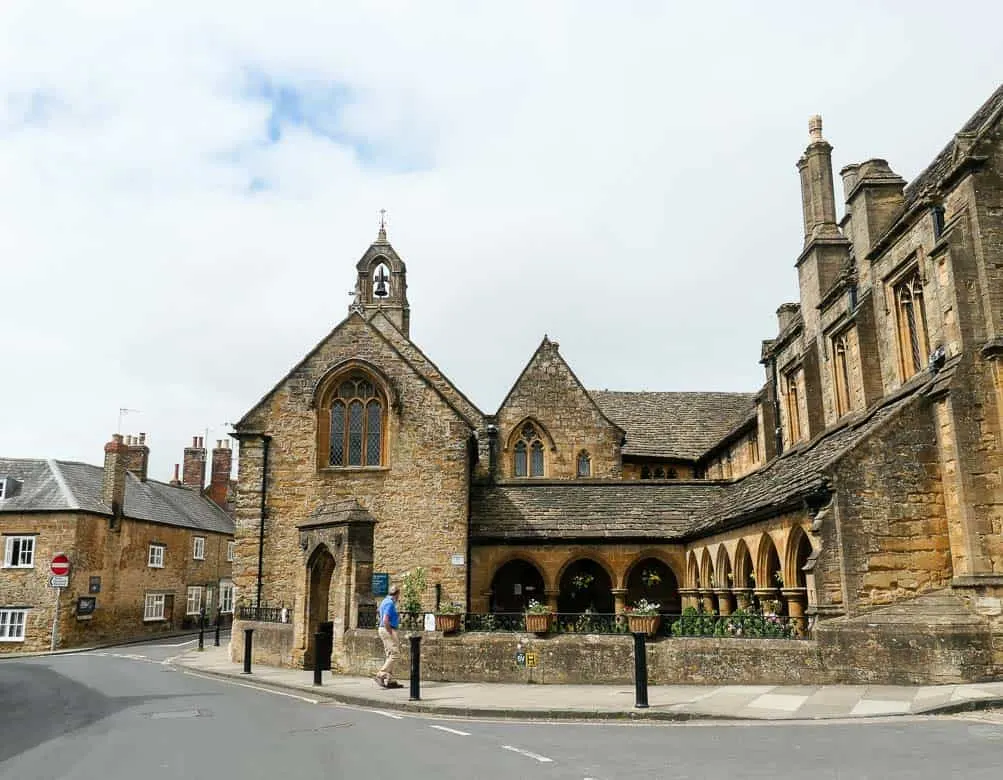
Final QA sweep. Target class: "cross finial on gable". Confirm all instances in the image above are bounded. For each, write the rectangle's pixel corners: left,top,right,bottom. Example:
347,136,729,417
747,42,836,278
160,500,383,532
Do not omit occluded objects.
377,208,388,242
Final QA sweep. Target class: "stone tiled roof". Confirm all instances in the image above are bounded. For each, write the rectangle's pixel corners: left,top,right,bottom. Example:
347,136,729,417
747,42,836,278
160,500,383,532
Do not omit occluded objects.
902,83,1003,211
590,391,757,459
473,380,927,542
0,459,233,535
470,481,727,541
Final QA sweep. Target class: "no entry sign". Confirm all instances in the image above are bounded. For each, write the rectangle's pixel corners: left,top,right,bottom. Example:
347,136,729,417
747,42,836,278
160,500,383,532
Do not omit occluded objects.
50,553,70,577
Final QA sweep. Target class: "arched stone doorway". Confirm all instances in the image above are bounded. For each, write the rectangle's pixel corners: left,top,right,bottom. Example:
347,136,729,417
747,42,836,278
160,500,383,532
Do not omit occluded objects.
490,559,546,613
306,544,336,668
558,559,613,614
625,558,680,615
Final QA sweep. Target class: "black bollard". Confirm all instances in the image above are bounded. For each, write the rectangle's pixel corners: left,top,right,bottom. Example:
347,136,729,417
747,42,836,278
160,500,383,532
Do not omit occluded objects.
408,634,421,701
633,632,649,709
214,609,221,647
198,608,205,651
313,631,324,686
243,627,254,674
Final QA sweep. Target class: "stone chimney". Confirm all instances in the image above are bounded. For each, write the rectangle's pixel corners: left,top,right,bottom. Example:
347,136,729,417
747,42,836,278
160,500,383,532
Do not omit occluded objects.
169,463,182,485
102,434,128,520
840,158,906,259
797,115,841,243
208,439,233,508
182,436,207,492
776,303,800,334
122,432,150,482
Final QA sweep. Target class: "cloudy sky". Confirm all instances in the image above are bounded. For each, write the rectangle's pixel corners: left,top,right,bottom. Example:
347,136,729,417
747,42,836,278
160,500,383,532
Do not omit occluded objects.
1,1,1001,481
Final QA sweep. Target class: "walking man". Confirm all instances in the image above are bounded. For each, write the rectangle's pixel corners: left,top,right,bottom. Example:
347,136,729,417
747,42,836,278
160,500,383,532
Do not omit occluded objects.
376,584,403,689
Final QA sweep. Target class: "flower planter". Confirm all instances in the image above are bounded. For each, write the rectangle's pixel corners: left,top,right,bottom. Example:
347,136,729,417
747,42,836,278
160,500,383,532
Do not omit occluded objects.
627,613,661,637
435,613,461,634
524,612,553,634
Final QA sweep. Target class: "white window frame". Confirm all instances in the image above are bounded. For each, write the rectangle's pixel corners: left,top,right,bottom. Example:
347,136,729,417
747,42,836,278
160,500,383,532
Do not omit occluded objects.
3,535,35,568
186,586,203,616
0,608,28,641
192,537,206,561
226,540,235,562
148,544,165,568
0,478,8,500
144,593,166,621
220,580,234,614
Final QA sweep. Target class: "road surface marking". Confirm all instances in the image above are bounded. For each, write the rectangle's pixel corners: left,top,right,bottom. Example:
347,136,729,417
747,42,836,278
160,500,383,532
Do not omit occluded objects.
430,725,470,736
143,639,198,648
368,710,404,720
502,745,553,763
181,670,320,704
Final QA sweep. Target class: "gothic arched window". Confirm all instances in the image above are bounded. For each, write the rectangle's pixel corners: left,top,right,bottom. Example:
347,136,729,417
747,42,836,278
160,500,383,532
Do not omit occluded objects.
328,375,384,467
513,423,545,477
894,272,929,380
577,451,591,478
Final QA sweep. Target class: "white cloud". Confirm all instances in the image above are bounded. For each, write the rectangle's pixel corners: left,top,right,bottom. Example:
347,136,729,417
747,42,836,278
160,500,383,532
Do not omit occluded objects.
0,0,1001,477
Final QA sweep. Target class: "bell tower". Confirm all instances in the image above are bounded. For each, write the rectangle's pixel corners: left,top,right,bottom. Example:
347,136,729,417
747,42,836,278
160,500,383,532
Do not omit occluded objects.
349,211,411,337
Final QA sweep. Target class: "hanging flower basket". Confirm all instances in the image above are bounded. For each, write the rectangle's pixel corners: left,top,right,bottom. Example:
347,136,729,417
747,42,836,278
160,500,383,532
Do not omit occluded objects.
435,613,461,634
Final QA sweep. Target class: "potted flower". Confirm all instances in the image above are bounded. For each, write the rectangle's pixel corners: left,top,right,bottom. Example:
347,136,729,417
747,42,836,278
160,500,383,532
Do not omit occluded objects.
626,599,661,637
524,599,554,634
434,601,463,634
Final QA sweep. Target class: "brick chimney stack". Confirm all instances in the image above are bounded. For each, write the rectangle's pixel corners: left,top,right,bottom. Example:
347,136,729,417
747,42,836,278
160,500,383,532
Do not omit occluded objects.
122,432,150,482
102,433,128,519
182,436,207,492
208,439,233,509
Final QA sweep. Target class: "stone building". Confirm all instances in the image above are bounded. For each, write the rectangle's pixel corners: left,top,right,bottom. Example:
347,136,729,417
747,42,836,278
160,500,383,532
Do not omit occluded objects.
232,84,1003,681
0,434,235,652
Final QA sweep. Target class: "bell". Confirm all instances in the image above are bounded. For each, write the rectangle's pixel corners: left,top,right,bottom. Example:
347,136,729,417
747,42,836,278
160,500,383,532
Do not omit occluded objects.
373,267,389,298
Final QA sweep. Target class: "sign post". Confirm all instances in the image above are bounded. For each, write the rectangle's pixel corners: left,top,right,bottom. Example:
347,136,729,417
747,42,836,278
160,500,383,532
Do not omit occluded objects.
49,553,71,651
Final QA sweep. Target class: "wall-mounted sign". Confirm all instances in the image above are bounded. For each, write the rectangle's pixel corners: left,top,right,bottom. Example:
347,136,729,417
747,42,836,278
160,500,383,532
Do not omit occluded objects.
450,554,465,566
515,651,526,667
76,597,97,617
89,576,101,594
525,651,538,668
371,573,389,597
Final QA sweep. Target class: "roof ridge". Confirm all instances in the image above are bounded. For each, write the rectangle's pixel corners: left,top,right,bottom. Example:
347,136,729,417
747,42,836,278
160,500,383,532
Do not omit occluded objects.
46,459,81,510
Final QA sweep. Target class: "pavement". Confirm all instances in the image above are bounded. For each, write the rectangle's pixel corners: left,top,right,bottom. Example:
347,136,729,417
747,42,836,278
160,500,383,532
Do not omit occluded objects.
171,644,1003,721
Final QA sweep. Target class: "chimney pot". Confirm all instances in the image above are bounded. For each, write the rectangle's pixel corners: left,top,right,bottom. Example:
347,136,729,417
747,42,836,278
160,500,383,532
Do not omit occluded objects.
139,432,146,445
809,114,824,143
192,436,198,447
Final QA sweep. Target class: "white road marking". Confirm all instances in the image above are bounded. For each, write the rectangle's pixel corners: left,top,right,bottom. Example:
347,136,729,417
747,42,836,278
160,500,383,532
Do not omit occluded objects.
429,725,470,736
142,639,198,648
181,670,320,704
368,710,404,720
502,745,553,763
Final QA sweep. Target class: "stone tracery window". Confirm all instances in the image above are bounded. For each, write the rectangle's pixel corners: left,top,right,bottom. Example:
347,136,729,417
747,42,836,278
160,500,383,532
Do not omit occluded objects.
832,331,852,417
513,423,545,477
894,271,929,380
328,375,384,467
784,366,802,446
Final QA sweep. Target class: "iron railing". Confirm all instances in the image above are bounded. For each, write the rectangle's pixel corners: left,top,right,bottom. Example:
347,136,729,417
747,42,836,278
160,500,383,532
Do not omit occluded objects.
237,605,288,623
354,609,807,639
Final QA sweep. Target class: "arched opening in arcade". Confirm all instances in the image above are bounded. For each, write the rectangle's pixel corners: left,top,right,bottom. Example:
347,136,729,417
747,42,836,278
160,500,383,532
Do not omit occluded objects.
558,558,614,614
757,535,783,615
625,557,681,615
489,559,546,613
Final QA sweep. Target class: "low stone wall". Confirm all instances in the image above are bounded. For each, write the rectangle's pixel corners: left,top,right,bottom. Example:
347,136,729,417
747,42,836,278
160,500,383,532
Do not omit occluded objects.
341,620,1001,685
231,620,296,668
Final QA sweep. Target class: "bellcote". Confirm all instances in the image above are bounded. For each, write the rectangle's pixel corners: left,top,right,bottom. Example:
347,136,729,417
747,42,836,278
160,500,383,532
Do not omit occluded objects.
349,222,411,337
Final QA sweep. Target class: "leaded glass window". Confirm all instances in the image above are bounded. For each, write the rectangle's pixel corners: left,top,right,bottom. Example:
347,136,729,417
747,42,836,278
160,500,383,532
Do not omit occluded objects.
530,441,544,476
328,375,384,467
514,441,527,477
577,451,591,478
895,273,928,379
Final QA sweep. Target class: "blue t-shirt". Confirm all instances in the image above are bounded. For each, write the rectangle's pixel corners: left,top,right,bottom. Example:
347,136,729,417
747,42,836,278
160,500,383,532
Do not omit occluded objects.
378,595,399,629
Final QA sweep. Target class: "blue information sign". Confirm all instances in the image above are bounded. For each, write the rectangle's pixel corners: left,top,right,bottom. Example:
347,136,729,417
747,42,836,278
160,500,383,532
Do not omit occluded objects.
372,573,389,597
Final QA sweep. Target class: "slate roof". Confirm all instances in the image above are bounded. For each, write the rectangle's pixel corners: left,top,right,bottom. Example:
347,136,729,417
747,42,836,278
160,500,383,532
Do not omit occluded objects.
590,391,757,460
901,83,1003,211
470,481,727,541
0,459,233,535
472,379,928,542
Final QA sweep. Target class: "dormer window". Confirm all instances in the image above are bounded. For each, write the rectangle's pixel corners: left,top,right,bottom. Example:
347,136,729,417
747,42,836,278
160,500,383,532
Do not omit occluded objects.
0,479,7,500
513,423,545,477
0,477,17,500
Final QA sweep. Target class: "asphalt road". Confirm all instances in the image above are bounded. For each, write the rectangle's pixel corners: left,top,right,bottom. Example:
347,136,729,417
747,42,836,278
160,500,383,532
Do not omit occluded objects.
2,638,1003,779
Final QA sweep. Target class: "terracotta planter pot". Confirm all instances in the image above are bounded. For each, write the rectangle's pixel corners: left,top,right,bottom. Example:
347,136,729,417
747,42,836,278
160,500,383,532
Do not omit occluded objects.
435,613,461,634
524,612,553,634
627,613,661,637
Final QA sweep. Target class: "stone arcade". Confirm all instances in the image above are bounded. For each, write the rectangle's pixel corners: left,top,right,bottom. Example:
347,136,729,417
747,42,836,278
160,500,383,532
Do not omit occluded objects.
231,85,1003,684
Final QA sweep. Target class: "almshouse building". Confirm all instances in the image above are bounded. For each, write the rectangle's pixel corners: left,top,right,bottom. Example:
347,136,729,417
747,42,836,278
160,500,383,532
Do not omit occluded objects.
0,434,235,652
231,84,1003,683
